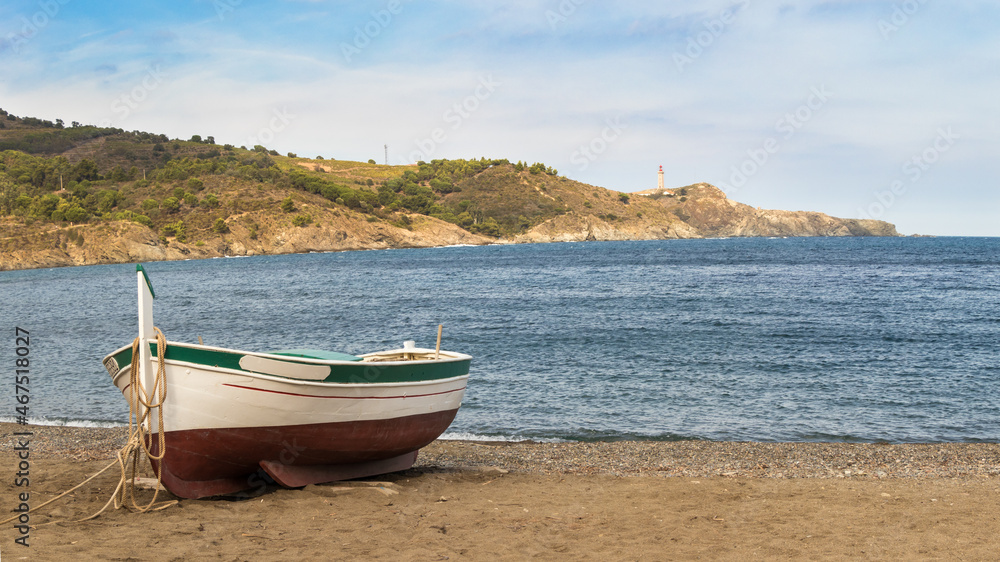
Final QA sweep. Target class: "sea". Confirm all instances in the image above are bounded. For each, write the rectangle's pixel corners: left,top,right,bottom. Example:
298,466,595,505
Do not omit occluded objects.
1,237,998,443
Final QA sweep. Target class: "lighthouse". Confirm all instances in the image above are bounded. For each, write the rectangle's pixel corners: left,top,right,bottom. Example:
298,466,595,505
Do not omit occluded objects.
657,165,664,191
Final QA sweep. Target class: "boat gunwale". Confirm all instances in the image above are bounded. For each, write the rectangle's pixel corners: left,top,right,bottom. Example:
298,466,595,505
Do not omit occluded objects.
110,360,470,391
106,341,471,390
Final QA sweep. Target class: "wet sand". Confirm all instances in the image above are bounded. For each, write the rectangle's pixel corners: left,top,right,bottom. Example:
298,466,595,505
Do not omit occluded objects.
2,423,999,560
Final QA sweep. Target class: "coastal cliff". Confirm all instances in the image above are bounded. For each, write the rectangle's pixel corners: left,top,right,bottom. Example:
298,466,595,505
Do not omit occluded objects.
512,182,897,243
0,212,488,271
639,183,897,238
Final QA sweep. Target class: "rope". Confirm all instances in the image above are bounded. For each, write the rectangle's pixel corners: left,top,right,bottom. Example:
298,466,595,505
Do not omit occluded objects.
83,327,178,519
0,459,117,525
1,329,178,525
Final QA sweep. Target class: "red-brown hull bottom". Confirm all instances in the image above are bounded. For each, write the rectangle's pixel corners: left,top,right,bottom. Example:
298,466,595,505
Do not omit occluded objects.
147,409,458,499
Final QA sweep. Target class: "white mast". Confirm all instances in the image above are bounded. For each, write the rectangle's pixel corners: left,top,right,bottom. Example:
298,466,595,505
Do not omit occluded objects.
137,265,157,432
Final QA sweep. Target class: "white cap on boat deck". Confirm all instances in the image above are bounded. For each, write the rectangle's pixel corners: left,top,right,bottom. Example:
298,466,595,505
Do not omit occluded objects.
403,340,416,350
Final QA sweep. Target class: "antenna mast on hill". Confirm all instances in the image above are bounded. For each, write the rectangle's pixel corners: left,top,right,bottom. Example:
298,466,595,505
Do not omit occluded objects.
384,144,388,166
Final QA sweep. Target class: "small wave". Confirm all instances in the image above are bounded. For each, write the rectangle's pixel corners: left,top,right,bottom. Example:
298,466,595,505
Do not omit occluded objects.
438,431,564,443
0,417,127,428
790,431,882,443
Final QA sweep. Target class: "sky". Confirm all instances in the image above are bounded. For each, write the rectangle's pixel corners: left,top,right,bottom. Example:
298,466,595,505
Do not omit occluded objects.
1,0,998,236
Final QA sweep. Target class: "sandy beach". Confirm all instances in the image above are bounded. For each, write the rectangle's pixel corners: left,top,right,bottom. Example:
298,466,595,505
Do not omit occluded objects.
2,423,1000,560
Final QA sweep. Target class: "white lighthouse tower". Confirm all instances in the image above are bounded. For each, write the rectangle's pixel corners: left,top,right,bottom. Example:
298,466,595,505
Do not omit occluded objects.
657,165,664,191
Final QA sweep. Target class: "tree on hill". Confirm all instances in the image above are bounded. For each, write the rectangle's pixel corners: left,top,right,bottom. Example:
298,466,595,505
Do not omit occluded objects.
0,174,17,214
71,159,100,182
109,165,128,182
63,204,90,223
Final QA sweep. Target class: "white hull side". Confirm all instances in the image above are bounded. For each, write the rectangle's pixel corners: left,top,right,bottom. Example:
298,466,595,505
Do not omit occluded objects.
113,360,468,433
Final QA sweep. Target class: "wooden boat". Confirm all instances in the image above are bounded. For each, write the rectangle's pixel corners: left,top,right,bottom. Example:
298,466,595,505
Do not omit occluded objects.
102,265,471,499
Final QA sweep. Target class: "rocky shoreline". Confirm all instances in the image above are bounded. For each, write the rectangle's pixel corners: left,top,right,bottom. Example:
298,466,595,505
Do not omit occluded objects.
0,213,490,272
0,222,900,273
5,423,997,480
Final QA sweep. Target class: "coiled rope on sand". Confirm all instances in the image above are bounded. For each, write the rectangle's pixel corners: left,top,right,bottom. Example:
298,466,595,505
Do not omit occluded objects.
1,328,177,525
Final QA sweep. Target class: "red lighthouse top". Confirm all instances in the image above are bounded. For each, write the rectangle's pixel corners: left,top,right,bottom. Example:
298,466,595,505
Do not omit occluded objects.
659,165,663,172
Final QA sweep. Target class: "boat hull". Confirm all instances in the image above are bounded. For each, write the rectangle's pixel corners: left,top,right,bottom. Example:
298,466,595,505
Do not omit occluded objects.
104,341,470,499
147,410,458,498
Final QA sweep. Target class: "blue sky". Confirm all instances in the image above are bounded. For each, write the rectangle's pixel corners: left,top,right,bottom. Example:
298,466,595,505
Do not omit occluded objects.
1,0,998,235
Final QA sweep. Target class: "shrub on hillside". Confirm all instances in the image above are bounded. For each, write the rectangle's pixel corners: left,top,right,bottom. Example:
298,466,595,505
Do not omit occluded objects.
107,210,149,227
95,190,122,213
212,218,229,233
161,220,186,241
470,217,501,237
63,204,90,223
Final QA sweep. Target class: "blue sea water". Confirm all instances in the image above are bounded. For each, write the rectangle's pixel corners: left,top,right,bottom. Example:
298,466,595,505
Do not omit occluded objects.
1,237,998,443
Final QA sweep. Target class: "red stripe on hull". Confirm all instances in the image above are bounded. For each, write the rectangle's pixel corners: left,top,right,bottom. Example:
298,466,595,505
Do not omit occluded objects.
221,382,466,400
147,409,458,499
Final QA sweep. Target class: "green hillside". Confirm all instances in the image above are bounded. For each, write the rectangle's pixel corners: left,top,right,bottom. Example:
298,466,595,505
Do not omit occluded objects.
0,108,648,246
